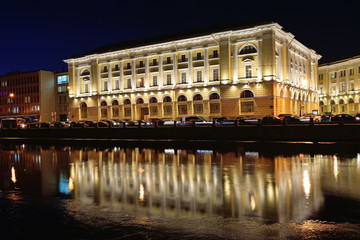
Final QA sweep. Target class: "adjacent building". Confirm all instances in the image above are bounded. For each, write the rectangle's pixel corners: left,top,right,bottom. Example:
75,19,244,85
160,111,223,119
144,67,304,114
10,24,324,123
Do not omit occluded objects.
0,70,56,122
64,22,321,122
318,55,360,115
55,72,70,121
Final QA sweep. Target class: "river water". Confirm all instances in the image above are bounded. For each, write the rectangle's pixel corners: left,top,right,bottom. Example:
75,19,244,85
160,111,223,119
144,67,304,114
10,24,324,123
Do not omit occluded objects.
1,139,360,239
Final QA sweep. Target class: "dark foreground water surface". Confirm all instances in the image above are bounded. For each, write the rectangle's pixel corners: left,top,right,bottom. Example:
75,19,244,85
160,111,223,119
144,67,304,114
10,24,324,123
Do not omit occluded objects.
1,139,360,239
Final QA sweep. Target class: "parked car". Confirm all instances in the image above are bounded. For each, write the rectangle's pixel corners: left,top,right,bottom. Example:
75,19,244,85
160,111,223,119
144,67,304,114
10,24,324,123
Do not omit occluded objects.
331,114,356,123
84,121,98,128
70,121,85,128
27,122,39,129
278,114,292,119
179,116,212,126
97,121,109,128
320,113,334,122
355,113,360,121
262,116,282,124
283,115,301,123
214,117,236,125
300,113,321,122
39,122,50,129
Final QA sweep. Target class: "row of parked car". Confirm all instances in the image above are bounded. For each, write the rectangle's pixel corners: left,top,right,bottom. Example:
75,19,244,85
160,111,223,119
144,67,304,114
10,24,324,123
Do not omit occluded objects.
2,113,360,129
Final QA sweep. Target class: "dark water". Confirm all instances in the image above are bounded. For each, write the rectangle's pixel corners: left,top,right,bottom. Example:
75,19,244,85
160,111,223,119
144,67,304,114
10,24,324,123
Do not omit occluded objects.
1,139,360,239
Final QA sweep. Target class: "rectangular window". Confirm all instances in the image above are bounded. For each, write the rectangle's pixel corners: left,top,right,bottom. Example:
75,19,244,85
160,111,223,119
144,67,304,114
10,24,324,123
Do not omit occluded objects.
331,84,336,93
152,75,158,86
152,58,157,66
196,70,203,82
114,64,119,71
103,81,108,91
126,78,132,89
350,81,355,91
318,74,323,80
166,56,171,64
101,109,107,118
126,62,131,69
213,50,218,58
341,82,346,92
112,108,119,117
319,84,323,94
181,54,186,62
137,77,144,88
163,105,172,115
166,73,172,85
212,68,219,81
196,52,201,60
139,61,144,68
150,106,158,115
114,79,120,90
245,65,252,78
193,104,203,114
178,105,187,115
181,72,187,84
241,101,254,113
350,69,354,76
331,72,337,79
124,107,131,117
84,82,89,93
210,103,220,113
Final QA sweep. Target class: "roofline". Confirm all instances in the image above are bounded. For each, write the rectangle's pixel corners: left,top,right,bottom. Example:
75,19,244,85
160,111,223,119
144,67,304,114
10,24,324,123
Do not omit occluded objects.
319,54,360,68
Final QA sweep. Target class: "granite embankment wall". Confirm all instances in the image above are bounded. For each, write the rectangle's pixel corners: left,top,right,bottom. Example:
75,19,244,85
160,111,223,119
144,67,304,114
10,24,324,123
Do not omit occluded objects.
1,124,359,142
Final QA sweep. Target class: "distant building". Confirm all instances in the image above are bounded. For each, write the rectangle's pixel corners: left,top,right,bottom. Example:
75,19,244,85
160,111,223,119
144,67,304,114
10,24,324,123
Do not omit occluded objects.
55,72,69,121
64,22,321,122
0,70,56,122
318,56,360,115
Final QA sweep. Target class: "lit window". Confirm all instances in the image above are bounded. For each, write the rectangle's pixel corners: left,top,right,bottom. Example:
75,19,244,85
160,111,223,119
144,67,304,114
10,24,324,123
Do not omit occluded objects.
196,70,203,82
245,65,252,78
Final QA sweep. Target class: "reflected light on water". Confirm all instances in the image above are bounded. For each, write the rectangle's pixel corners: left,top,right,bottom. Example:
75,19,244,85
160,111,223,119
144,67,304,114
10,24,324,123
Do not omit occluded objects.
11,166,16,184
250,194,256,211
333,155,339,181
68,177,74,192
303,170,310,197
139,184,145,202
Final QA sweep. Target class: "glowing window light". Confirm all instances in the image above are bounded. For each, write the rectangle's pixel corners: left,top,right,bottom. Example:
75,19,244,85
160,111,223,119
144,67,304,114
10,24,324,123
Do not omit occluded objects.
303,170,311,197
11,167,16,183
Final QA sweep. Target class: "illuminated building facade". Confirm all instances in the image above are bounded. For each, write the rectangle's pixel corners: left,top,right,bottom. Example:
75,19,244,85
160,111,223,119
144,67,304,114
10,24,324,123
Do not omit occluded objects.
55,72,70,121
64,22,321,121
318,55,360,115
0,70,56,122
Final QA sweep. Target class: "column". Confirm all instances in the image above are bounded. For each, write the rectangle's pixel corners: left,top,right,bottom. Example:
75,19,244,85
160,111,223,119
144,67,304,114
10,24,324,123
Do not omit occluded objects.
159,55,163,88
188,50,193,85
76,67,80,96
145,56,149,89
132,59,136,90
233,44,238,82
257,40,262,81
204,47,209,84
120,60,124,91
108,62,112,91
173,52,177,86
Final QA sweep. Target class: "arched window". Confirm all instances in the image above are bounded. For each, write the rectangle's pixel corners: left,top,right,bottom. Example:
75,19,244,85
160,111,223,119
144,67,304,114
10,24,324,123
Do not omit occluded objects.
178,95,187,102
100,101,107,107
163,96,172,102
209,92,220,100
193,94,203,101
330,100,336,105
239,45,257,55
124,99,131,105
81,68,90,76
240,90,254,98
112,100,119,106
319,101,324,106
80,102,87,118
136,98,144,104
339,99,345,104
349,98,354,104
112,100,119,117
149,97,157,103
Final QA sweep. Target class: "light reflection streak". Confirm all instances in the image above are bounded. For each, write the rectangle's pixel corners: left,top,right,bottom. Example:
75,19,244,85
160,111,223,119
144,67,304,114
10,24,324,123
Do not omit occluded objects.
303,170,310,197
333,155,339,181
11,166,16,183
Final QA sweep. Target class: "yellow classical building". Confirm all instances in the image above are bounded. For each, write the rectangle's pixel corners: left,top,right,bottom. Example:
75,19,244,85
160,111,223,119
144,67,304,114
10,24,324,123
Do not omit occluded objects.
64,22,321,122
318,55,360,115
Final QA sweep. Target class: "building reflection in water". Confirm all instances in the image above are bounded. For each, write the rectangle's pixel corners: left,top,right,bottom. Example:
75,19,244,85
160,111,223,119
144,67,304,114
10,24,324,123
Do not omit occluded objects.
1,144,360,224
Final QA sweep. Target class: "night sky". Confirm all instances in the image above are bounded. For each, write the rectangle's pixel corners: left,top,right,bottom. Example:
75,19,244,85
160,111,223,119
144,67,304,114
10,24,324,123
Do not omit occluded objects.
1,0,359,76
